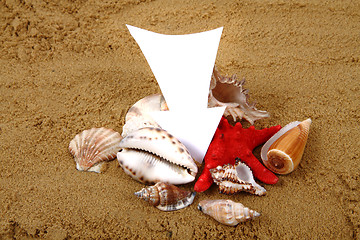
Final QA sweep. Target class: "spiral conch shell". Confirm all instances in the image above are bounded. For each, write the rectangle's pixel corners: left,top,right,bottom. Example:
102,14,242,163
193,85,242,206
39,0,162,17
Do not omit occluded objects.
210,159,266,196
135,182,196,211
261,119,312,174
198,199,260,226
69,128,122,173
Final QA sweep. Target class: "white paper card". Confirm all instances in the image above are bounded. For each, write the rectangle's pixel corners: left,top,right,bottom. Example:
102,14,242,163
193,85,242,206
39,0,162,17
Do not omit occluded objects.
127,25,225,163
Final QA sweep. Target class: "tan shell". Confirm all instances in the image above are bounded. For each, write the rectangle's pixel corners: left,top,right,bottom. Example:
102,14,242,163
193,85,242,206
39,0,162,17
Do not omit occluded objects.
261,119,312,174
135,182,196,211
208,67,269,125
198,199,260,226
69,128,122,173
210,160,266,196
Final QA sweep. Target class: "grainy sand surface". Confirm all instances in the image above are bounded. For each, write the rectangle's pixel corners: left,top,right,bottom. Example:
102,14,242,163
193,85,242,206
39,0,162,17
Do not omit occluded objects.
0,0,359,239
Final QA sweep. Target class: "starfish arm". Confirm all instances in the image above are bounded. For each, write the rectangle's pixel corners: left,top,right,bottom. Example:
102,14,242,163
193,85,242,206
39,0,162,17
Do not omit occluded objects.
238,150,278,184
248,125,282,149
194,167,213,192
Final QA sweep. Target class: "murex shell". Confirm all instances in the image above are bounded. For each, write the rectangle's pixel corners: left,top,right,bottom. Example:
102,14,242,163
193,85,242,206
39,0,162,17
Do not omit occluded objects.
117,127,198,185
135,182,196,211
261,119,312,174
210,159,266,196
69,127,122,173
208,67,269,125
198,199,260,226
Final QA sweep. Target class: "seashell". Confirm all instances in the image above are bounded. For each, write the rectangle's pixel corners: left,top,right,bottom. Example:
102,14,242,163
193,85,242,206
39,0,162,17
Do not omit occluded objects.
261,119,312,174
117,127,198,185
198,199,260,226
69,128,122,173
210,159,266,196
122,94,167,137
135,182,196,211
208,67,269,125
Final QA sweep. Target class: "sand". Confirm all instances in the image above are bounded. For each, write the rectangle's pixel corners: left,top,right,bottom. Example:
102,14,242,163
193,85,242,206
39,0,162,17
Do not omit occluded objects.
0,0,359,239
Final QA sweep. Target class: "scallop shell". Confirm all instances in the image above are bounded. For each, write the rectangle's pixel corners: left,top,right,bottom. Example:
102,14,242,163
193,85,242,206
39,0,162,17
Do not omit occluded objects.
117,127,198,185
69,128,122,173
208,67,269,125
210,159,266,196
122,94,167,137
198,199,260,226
135,182,196,211
261,118,312,174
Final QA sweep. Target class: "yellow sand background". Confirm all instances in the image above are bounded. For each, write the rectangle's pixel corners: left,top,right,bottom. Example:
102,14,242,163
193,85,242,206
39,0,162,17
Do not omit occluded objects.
1,0,359,239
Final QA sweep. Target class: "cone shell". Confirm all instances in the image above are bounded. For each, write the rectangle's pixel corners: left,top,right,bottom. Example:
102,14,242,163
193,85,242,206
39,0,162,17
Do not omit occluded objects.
198,199,260,226
69,128,122,173
261,119,312,174
135,182,196,211
210,160,266,196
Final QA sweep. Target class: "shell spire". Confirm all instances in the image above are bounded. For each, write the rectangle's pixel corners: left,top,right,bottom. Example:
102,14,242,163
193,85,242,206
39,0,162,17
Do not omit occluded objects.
198,199,260,226
135,182,196,211
261,119,312,174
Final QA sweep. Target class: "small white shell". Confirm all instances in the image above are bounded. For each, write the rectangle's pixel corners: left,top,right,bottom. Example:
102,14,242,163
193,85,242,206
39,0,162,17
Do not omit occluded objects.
135,182,196,211
117,127,198,185
69,128,122,173
198,199,260,226
210,159,266,196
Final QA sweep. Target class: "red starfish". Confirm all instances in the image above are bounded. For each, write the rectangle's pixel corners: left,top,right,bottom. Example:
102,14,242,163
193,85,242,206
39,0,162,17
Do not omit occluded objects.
194,117,281,192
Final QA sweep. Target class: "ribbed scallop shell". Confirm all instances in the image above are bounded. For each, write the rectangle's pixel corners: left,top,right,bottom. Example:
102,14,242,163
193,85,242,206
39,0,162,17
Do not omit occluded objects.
210,160,266,196
69,127,122,173
261,119,312,174
135,182,196,211
208,67,269,125
198,199,260,226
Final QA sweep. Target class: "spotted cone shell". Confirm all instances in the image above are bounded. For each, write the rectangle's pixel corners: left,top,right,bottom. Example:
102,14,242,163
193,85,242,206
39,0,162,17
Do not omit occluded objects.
135,182,196,211
69,127,122,173
198,199,260,226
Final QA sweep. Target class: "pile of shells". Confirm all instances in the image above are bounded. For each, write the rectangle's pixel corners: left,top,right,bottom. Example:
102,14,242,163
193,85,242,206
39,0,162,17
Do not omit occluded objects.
68,67,312,226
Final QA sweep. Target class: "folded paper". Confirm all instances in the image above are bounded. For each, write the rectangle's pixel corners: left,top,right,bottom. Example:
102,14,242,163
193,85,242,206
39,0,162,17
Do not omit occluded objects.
127,25,225,163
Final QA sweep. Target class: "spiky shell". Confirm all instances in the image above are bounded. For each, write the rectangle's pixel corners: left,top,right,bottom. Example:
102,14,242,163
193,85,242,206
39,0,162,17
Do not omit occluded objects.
208,67,269,125
135,182,196,211
117,127,198,185
69,127,122,173
261,119,312,174
210,160,266,196
198,199,260,226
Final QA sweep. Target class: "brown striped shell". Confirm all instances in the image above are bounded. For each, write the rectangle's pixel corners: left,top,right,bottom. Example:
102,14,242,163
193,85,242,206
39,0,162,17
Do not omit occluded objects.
69,127,122,173
198,199,260,226
135,182,196,211
210,160,266,196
